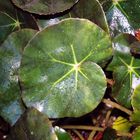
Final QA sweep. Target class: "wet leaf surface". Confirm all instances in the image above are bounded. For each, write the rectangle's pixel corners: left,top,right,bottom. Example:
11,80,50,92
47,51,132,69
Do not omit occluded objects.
0,29,37,125
19,18,112,118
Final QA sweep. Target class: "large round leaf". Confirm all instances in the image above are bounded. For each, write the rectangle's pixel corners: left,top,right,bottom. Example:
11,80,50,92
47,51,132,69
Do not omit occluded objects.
0,0,38,45
0,29,37,125
12,0,78,15
19,18,112,118
7,108,57,140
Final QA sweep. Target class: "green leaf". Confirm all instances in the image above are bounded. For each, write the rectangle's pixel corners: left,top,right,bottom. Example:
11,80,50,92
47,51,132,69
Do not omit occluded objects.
132,126,140,140
107,34,140,108
0,29,37,125
19,18,112,118
131,85,140,123
12,0,78,15
100,0,140,29
0,0,38,45
106,5,134,37
112,116,132,133
55,126,72,140
7,108,57,140
37,0,109,33
118,0,140,29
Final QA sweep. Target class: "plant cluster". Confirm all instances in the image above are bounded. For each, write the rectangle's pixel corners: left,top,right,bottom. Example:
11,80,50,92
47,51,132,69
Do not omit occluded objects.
0,0,140,139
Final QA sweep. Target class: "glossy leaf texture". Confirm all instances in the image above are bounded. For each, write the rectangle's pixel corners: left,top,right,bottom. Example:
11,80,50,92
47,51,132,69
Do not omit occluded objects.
99,0,140,30
0,0,38,45
0,29,37,125
19,18,112,118
12,0,78,15
132,126,140,140
106,5,134,37
107,34,140,108
131,84,140,123
37,0,109,33
7,108,57,140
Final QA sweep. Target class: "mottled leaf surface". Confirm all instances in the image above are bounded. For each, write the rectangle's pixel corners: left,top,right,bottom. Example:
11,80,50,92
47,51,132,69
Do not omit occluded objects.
7,108,57,140
107,34,140,108
0,29,37,125
19,18,112,118
37,0,109,33
12,0,78,15
0,0,38,45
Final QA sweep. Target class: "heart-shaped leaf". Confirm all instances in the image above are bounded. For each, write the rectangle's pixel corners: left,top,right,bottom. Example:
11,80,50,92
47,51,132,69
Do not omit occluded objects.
0,0,38,45
7,108,57,140
0,29,37,125
107,34,140,108
19,18,112,118
12,0,78,15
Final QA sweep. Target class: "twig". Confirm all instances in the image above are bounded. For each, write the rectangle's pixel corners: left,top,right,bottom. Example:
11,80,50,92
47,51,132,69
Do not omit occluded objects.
73,129,84,140
88,130,96,140
60,125,104,131
102,99,132,116
117,132,132,137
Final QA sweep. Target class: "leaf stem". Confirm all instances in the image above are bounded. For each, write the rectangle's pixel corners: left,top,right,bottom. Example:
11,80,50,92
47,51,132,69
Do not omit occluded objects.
102,99,132,116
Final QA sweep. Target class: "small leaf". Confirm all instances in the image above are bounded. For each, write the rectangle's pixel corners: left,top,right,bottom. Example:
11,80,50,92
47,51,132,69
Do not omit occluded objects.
107,34,140,108
55,126,72,140
112,116,132,133
19,18,113,118
0,29,37,125
6,108,57,140
132,126,140,140
131,84,140,111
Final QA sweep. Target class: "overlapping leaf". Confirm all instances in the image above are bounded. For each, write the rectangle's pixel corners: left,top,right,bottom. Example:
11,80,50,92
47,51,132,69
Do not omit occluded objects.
7,108,57,140
0,29,37,125
12,0,78,15
0,0,38,45
107,34,140,108
19,18,112,118
99,0,140,31
37,0,109,33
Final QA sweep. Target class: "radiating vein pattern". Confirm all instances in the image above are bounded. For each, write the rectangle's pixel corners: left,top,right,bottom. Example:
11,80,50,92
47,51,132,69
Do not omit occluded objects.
119,57,140,87
51,44,92,89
